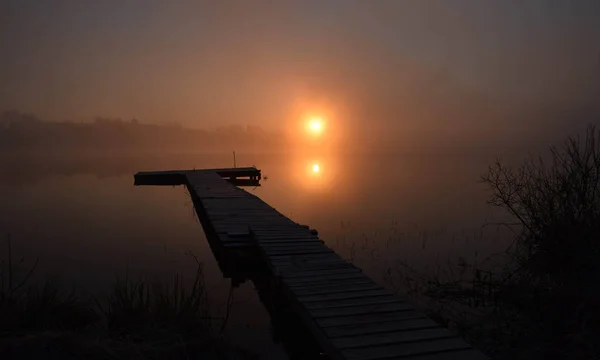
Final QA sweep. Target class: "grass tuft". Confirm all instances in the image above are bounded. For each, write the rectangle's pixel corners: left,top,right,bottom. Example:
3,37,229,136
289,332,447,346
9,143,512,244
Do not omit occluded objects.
0,238,254,359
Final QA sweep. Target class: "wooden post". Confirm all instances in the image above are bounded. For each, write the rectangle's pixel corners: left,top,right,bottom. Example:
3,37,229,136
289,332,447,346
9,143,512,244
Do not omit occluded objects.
233,151,236,168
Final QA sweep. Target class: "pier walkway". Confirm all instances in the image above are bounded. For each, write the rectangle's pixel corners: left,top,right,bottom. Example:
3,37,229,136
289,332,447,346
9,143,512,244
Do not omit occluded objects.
135,167,490,360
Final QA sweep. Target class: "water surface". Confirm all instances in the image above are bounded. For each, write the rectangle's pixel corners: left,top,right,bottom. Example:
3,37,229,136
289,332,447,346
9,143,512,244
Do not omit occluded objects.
0,152,512,358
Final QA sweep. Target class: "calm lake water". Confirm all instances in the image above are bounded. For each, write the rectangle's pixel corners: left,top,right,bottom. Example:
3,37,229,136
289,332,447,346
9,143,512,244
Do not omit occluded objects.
0,152,514,358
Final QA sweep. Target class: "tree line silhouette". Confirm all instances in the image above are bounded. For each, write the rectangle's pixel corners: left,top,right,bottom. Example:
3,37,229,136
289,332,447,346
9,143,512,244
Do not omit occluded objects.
0,110,286,154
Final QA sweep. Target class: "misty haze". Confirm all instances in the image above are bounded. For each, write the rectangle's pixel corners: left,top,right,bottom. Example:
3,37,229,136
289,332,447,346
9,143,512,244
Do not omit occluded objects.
1,1,599,360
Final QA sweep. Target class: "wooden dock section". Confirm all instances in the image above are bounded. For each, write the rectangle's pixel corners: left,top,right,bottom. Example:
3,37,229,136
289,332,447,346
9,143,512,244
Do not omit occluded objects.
135,168,491,360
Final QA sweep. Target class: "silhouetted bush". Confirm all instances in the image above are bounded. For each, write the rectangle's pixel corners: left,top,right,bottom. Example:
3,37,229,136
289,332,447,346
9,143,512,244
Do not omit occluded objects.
482,125,600,328
380,125,600,359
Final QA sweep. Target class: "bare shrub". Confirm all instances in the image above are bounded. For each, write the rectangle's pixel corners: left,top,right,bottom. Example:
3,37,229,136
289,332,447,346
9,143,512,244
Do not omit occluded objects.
481,124,600,335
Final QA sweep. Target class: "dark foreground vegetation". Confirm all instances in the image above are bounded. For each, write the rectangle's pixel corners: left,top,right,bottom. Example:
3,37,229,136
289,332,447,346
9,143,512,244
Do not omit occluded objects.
0,242,256,360
386,124,600,360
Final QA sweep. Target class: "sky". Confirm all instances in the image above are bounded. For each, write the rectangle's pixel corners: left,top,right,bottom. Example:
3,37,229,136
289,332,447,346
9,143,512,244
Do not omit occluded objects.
1,0,599,148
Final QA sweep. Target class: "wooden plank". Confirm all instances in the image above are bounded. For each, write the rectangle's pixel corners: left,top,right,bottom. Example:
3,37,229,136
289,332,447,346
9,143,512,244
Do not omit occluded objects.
208,212,286,216
340,337,472,360
316,310,427,327
272,258,355,268
309,302,414,318
258,239,323,245
267,253,344,261
250,225,305,229
297,289,392,302
263,244,329,250
252,229,313,233
271,261,349,270
400,349,490,360
272,262,350,272
210,215,290,220
255,235,319,240
201,196,263,201
211,218,291,223
203,207,275,212
284,277,374,290
252,231,316,236
261,242,326,249
303,295,401,310
291,282,382,297
201,200,269,205
271,258,352,267
270,258,347,267
256,236,318,241
262,246,331,254
274,262,356,274
323,318,440,338
282,273,369,285
263,248,333,256
280,268,361,278
256,236,319,241
201,207,276,213
332,327,456,349
210,217,288,221
251,226,311,230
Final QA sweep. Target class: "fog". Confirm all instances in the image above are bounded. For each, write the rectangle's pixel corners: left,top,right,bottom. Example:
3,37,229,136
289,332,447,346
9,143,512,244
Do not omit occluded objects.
1,1,599,154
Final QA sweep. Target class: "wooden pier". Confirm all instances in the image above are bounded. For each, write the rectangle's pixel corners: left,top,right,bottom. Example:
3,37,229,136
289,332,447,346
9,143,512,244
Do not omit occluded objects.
135,167,490,360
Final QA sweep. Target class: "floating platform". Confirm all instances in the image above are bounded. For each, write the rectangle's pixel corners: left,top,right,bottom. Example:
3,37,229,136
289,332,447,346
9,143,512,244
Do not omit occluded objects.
134,166,261,187
134,167,490,360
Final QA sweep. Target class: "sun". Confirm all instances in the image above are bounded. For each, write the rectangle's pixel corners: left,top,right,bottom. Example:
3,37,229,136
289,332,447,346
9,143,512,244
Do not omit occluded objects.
312,164,320,173
307,117,324,135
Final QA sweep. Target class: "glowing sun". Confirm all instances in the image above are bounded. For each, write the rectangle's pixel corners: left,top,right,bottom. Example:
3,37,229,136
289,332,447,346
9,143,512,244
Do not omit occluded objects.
312,164,320,173
307,117,324,134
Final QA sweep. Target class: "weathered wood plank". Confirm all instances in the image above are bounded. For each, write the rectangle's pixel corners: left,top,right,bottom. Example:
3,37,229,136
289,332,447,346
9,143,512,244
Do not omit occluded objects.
272,262,349,272
273,262,356,274
400,349,490,360
258,239,323,245
263,248,333,256
303,295,401,310
282,272,369,285
323,318,440,338
280,268,361,278
267,253,344,261
263,247,332,255
262,243,327,249
254,229,312,233
250,225,306,229
340,337,472,360
271,258,347,267
309,302,414,318
252,231,316,236
255,235,320,240
297,289,392,302
316,310,427,327
332,327,456,349
290,282,382,297
284,275,374,288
